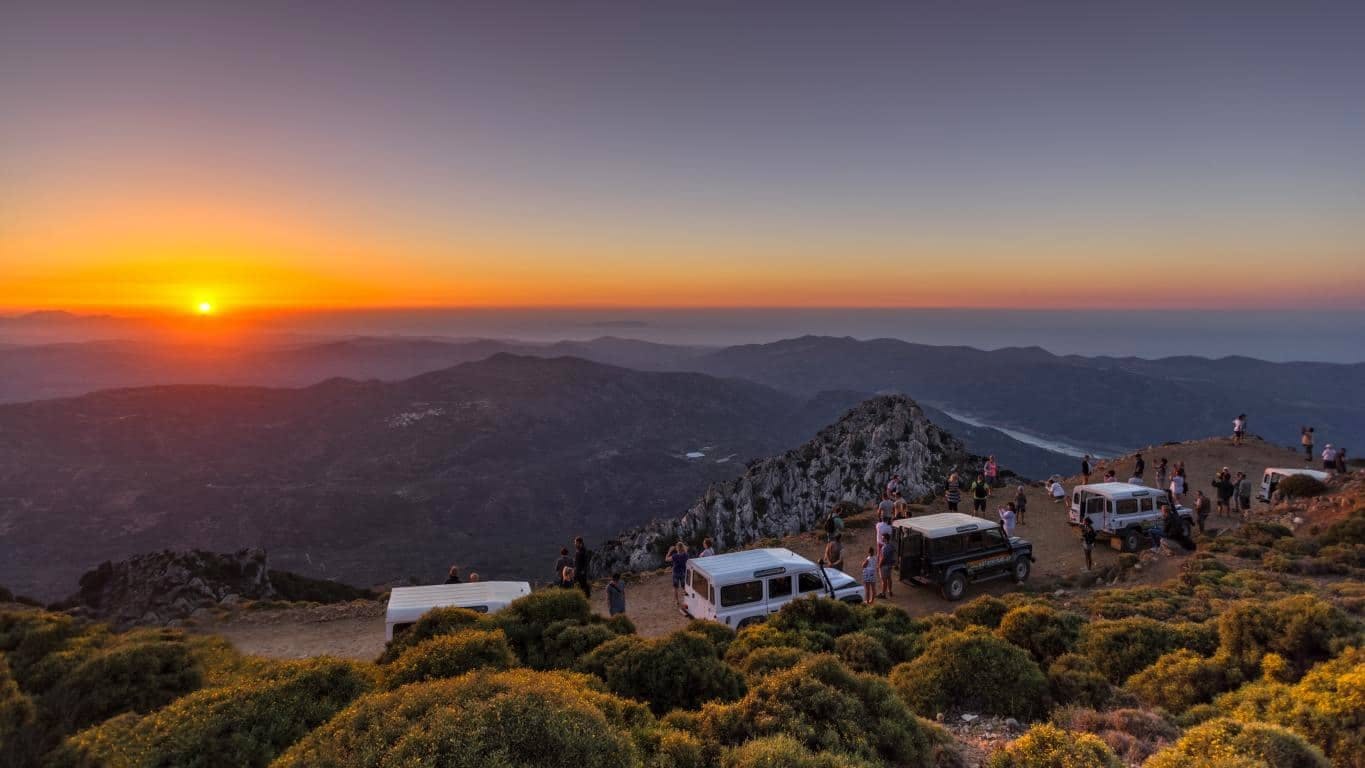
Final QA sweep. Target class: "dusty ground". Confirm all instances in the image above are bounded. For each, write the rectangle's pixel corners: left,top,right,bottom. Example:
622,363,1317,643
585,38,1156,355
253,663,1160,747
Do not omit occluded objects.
198,436,1304,658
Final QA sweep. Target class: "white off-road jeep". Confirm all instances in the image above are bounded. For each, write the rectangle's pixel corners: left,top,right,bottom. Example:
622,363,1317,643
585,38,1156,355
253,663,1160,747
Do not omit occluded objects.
682,548,863,629
1068,482,1193,552
385,581,531,641
1258,467,1330,502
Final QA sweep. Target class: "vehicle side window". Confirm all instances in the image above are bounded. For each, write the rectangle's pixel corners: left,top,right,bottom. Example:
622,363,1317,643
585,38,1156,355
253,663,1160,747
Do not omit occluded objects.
903,533,924,557
980,527,1004,547
1085,497,1105,516
797,572,824,593
1115,499,1139,515
931,535,964,557
691,572,711,603
468,605,490,613
720,580,763,607
768,576,793,599
1139,497,1154,513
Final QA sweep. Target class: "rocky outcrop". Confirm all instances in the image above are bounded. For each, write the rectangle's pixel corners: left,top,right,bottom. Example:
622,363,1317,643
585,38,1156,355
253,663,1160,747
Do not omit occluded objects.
71,549,280,628
594,396,973,575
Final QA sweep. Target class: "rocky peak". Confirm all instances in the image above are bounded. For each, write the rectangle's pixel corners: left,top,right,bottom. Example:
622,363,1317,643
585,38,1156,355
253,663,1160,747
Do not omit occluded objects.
72,549,277,628
594,395,973,575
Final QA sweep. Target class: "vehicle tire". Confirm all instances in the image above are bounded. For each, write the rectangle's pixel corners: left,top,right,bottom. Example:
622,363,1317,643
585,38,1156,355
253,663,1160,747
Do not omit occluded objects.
1013,556,1031,582
1122,527,1143,553
842,596,865,605
1181,518,1193,539
941,571,968,601
736,617,764,630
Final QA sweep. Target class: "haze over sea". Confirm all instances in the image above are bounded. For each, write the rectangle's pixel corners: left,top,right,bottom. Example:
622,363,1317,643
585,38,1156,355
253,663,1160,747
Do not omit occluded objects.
260,308,1365,363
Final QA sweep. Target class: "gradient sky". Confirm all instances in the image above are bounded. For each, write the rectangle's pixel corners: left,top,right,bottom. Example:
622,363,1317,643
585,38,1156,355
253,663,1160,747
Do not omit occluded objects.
3,0,1364,312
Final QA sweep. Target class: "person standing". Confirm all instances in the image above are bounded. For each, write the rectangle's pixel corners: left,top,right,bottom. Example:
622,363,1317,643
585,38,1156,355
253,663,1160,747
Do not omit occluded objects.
1050,478,1067,504
1155,459,1169,494
1081,455,1093,484
666,542,689,609
1212,469,1235,516
998,503,1017,537
558,566,577,589
886,474,902,498
606,573,626,616
985,456,999,487
970,474,991,516
1081,517,1097,572
573,537,592,597
1169,472,1187,506
553,548,573,582
945,473,962,512
1193,490,1212,534
824,533,844,572
699,538,716,557
1133,452,1146,480
1336,447,1349,473
861,547,878,605
875,516,894,546
877,533,896,599
1014,485,1028,525
444,565,462,584
1322,444,1337,471
1235,472,1252,521
1233,414,1247,446
1302,427,1315,464
878,494,896,521
824,509,845,540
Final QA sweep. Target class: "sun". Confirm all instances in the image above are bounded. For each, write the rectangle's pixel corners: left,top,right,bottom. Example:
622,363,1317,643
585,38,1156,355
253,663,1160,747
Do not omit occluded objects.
197,302,213,315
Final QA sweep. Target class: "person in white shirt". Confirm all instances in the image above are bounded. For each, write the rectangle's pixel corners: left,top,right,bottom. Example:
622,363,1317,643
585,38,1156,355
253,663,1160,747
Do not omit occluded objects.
1169,473,1186,503
1322,444,1337,471
998,503,1017,537
1233,414,1247,446
1127,475,1143,485
875,517,894,545
1050,479,1067,504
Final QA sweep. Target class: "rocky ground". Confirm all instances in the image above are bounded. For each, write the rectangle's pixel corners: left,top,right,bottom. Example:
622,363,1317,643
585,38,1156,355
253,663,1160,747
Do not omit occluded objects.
194,436,1302,660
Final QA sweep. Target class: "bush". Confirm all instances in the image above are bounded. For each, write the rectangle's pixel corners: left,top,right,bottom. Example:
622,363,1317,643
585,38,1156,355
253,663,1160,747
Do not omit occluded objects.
722,735,877,768
540,620,627,669
986,723,1120,768
274,669,652,768
890,628,1048,719
1047,654,1112,709
835,632,892,675
578,630,745,714
377,606,486,664
684,619,736,656
1053,707,1179,765
767,597,863,637
492,588,602,669
996,605,1084,665
0,610,89,690
1124,649,1236,715
735,645,811,681
697,655,944,765
723,624,832,669
1217,595,1356,676
1077,617,1216,683
40,628,204,732
953,595,1010,628
56,657,374,768
1217,647,1364,767
382,629,516,689
269,570,374,604
1145,717,1330,768
0,654,38,765
1276,474,1328,499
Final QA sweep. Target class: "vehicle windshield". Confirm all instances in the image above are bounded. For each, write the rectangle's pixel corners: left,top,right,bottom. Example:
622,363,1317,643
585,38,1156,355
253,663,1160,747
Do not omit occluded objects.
825,570,857,590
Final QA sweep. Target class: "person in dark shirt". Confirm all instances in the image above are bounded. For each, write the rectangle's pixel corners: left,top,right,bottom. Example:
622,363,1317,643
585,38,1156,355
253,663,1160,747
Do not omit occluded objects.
553,547,573,582
1133,453,1145,479
444,565,461,584
1013,485,1028,525
1212,470,1235,517
606,573,626,616
1193,490,1212,533
573,537,592,597
969,475,991,515
1080,517,1097,571
667,542,690,609
944,473,962,511
1081,455,1093,484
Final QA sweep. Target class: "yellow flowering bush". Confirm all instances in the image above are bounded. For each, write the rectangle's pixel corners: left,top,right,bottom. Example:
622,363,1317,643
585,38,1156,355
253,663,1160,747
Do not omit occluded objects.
1145,717,1329,768
381,628,516,689
985,723,1120,768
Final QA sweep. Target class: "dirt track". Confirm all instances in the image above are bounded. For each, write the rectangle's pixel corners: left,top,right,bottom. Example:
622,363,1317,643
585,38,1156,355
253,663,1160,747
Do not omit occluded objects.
200,436,1303,658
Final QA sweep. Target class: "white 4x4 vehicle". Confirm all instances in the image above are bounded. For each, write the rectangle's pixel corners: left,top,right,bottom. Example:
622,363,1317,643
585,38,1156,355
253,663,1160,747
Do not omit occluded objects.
1069,482,1194,552
385,581,531,641
1258,468,1330,503
682,548,863,629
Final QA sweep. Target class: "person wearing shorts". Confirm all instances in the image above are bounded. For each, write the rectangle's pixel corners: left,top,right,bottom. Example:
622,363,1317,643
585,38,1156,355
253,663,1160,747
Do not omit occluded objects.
945,473,962,511
861,548,878,604
877,534,896,599
667,543,689,609
970,475,991,515
1081,517,1097,571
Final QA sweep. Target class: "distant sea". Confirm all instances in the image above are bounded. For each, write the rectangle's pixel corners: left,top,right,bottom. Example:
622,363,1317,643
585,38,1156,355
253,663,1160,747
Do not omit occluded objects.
271,309,1365,363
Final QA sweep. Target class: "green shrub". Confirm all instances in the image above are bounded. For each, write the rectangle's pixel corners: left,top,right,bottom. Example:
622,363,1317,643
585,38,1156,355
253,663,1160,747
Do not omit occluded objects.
1276,474,1328,499
382,629,516,689
540,620,627,669
985,723,1120,768
721,734,877,768
953,595,1009,628
1086,586,1192,621
40,628,204,732
697,655,943,765
274,669,652,768
492,588,601,669
1317,509,1365,547
723,624,832,669
376,606,487,664
268,570,374,603
1124,649,1236,715
996,604,1084,665
57,657,374,768
684,619,736,656
1052,707,1179,765
1077,617,1215,683
1217,647,1364,768
0,654,38,766
767,597,863,637
0,610,90,690
835,632,891,675
578,630,744,714
1217,595,1357,676
735,645,811,681
1047,654,1112,709
890,627,1048,719
1145,717,1330,768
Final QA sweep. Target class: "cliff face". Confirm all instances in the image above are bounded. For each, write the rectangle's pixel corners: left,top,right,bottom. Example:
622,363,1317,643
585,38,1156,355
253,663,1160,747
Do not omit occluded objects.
594,396,973,575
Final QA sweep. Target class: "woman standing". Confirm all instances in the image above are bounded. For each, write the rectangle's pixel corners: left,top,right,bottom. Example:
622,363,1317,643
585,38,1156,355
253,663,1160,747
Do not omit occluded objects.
1155,459,1169,494
944,473,962,512
1302,427,1315,464
861,547,878,605
984,456,999,487
1014,485,1028,525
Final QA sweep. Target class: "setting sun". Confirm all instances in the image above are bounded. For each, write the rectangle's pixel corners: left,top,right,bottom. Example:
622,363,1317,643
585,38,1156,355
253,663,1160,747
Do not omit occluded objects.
197,302,213,315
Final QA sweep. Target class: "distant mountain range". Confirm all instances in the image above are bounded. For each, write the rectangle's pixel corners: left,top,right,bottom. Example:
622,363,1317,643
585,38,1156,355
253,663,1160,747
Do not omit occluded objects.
0,355,867,599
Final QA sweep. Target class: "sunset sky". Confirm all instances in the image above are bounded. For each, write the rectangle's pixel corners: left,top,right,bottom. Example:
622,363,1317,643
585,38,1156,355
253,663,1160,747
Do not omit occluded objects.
3,1,1364,313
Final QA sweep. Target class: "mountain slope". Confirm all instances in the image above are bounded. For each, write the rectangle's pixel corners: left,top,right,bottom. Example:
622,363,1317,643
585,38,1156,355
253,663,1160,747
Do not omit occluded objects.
0,354,847,599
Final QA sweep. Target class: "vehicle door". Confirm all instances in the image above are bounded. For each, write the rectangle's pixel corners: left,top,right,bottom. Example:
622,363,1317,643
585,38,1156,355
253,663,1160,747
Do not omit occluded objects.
1110,496,1143,530
897,528,927,582
963,526,1012,578
716,579,765,627
928,533,966,582
797,571,829,600
765,574,795,615
1084,494,1108,530
685,567,713,619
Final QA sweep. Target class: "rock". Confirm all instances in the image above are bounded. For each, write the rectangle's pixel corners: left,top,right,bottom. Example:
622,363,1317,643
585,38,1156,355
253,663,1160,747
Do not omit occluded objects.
593,397,973,576
219,593,243,607
961,713,978,723
1005,718,1020,730
68,550,280,629
936,712,945,722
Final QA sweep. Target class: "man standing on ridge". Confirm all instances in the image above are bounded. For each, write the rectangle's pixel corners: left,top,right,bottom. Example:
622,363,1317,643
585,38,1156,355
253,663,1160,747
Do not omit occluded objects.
1302,427,1315,463
573,536,592,597
1134,453,1145,480
1233,413,1247,446
1081,455,1093,485
969,474,992,516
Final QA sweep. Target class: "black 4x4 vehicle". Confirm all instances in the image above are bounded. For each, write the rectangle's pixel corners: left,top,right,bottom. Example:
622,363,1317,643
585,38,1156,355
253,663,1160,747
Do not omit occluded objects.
894,512,1035,601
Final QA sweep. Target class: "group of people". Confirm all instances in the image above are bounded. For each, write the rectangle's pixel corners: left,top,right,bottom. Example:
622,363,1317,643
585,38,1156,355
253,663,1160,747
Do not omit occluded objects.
665,537,716,611
1301,426,1350,472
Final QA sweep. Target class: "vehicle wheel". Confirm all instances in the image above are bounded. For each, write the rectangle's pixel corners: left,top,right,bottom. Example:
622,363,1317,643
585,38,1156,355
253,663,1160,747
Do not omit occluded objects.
1181,518,1193,539
842,596,865,605
941,572,967,601
736,617,764,630
1122,528,1143,553
1013,556,1031,582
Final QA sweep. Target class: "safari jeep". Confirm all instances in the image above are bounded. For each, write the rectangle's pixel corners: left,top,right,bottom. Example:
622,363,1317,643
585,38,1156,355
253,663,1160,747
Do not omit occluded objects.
1259,467,1330,503
1068,482,1193,552
385,581,531,641
893,513,1034,601
682,547,864,629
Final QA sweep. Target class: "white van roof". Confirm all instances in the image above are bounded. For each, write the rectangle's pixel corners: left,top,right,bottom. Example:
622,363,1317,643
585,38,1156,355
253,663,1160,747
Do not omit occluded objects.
687,548,814,582
893,512,995,539
385,581,531,625
1265,468,1331,480
1073,482,1160,497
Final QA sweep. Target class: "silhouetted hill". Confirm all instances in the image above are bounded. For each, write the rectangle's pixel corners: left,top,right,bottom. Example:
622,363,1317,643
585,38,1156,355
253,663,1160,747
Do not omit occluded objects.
0,355,847,599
